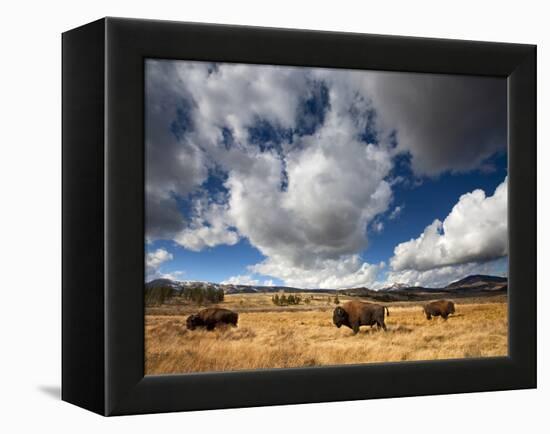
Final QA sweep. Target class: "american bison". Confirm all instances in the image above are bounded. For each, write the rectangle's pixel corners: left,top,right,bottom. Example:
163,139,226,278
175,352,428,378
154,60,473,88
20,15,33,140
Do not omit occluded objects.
333,300,389,334
186,307,239,331
424,300,455,320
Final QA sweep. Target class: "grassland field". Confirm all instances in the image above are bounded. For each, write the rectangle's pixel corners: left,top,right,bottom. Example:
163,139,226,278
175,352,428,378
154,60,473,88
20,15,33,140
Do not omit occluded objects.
145,293,508,375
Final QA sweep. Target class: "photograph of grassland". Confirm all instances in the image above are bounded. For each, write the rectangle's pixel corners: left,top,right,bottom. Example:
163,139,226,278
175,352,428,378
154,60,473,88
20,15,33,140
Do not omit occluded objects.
145,277,507,375
145,60,508,374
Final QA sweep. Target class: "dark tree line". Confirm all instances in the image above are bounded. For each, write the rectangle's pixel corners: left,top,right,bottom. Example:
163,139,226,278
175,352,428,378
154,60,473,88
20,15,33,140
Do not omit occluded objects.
182,286,225,304
271,294,303,306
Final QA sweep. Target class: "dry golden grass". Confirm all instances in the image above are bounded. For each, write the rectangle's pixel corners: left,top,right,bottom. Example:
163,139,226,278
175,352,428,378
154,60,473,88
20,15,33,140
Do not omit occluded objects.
145,294,508,375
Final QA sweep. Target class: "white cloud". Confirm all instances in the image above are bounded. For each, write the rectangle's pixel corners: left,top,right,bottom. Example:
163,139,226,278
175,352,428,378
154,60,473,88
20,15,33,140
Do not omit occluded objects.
159,270,185,281
390,177,507,272
225,126,393,267
389,205,403,220
179,61,309,144
251,255,384,289
145,62,209,240
146,248,174,278
219,80,393,287
221,275,261,286
221,275,279,287
372,221,384,233
174,200,239,251
152,61,395,287
145,60,312,243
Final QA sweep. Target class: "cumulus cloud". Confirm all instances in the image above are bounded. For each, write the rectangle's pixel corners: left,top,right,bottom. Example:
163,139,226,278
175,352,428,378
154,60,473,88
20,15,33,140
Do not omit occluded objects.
251,255,384,289
218,77,393,287
145,62,209,240
225,117,393,268
336,70,506,176
178,61,309,144
146,248,174,278
145,60,312,241
390,177,507,272
174,200,239,251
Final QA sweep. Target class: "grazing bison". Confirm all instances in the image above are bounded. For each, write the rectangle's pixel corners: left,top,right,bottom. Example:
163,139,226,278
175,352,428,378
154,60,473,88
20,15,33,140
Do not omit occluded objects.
333,300,389,334
186,307,238,331
424,300,455,320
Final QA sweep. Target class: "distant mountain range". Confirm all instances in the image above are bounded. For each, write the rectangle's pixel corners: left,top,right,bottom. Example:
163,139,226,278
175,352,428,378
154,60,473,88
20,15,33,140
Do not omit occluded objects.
341,274,507,302
145,278,303,295
145,274,507,303
444,274,507,290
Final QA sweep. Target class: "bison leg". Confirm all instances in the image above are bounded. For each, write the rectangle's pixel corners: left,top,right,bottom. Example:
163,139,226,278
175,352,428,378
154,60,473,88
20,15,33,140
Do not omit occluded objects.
426,313,432,320
442,313,448,320
380,322,387,331
352,323,360,335
206,323,216,331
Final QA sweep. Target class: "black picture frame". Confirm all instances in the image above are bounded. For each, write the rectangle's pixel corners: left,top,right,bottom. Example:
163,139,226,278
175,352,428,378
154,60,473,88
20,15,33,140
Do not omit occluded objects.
62,17,536,416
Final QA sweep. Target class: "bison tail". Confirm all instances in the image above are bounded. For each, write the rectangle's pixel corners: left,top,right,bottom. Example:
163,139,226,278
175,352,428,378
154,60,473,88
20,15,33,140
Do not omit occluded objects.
385,306,390,317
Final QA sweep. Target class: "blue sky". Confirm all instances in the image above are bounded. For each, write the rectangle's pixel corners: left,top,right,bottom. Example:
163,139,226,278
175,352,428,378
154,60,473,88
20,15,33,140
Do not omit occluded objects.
145,60,508,289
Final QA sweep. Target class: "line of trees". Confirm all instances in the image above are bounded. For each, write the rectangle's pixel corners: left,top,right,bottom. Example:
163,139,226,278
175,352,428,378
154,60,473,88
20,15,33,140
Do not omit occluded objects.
271,293,303,306
145,286,175,306
270,294,340,306
182,286,224,304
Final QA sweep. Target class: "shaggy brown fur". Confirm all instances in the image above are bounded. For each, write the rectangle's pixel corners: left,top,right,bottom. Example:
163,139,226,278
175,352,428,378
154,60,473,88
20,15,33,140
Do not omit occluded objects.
333,300,389,334
424,300,455,320
186,308,239,331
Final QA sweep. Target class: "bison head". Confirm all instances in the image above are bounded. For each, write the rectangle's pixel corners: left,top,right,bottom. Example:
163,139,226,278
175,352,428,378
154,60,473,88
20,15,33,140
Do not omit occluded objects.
186,314,202,330
333,306,348,328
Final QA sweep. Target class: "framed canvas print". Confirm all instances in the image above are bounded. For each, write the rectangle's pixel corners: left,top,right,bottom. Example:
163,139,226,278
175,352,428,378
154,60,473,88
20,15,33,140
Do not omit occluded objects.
62,17,536,416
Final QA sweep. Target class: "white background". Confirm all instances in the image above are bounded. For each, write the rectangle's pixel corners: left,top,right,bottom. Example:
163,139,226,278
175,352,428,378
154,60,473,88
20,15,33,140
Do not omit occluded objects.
0,0,546,432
